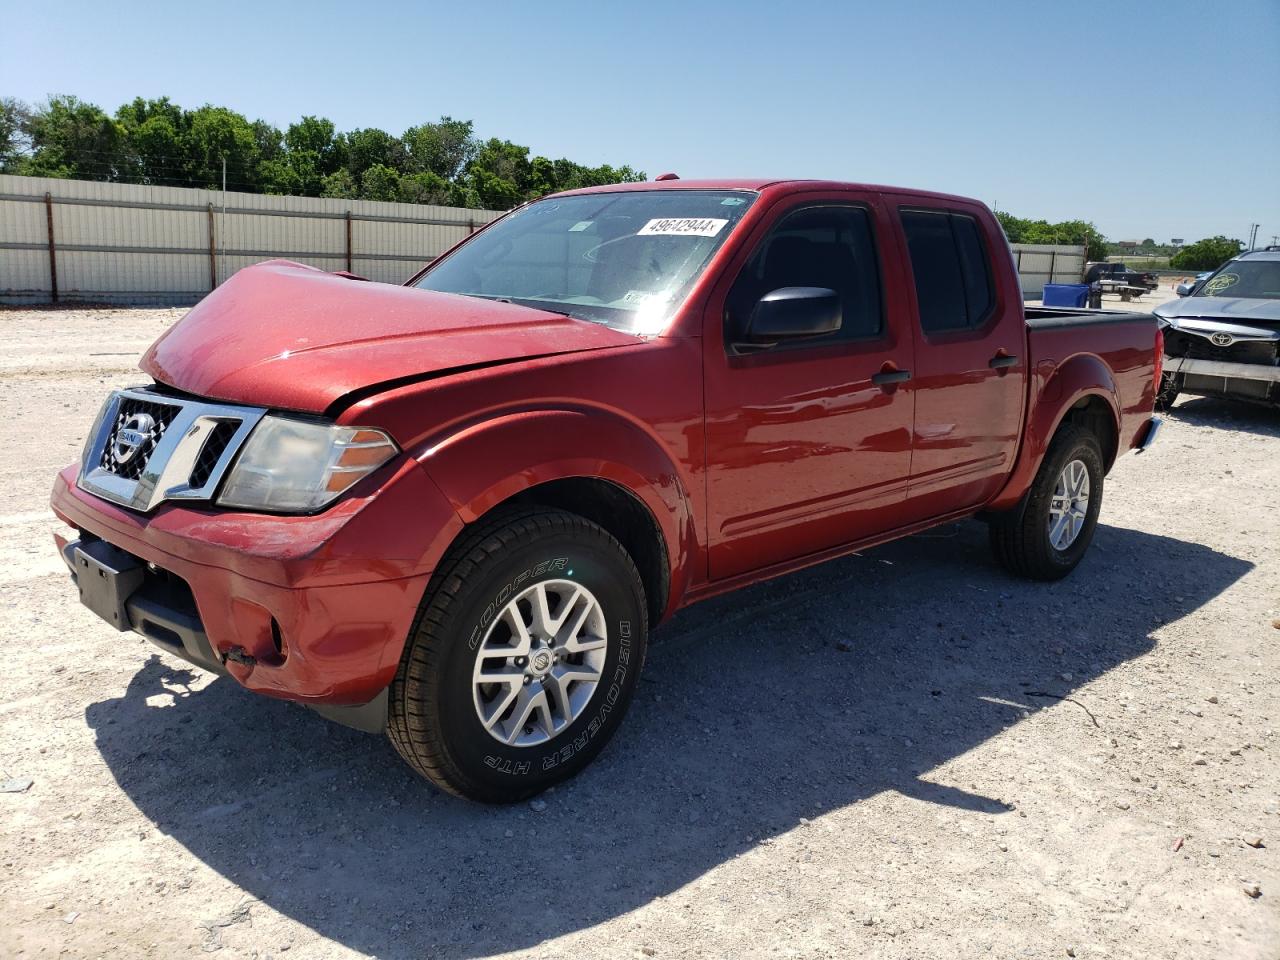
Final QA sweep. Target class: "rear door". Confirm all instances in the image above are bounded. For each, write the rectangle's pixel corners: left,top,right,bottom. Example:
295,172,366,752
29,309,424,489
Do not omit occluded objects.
889,200,1027,520
702,191,916,579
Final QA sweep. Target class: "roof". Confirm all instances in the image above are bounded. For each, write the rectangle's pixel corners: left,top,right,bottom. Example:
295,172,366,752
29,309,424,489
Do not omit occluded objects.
549,178,984,206
1237,248,1280,261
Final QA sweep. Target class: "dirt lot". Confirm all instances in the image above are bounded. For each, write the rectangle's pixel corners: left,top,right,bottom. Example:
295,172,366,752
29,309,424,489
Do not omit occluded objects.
1,303,1277,960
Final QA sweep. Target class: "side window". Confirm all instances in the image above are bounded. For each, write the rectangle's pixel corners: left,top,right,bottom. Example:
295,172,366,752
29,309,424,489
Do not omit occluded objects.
727,205,882,349
900,209,996,334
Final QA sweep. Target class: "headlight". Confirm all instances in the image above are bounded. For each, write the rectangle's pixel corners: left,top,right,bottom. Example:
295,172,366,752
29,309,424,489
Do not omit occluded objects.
217,416,398,513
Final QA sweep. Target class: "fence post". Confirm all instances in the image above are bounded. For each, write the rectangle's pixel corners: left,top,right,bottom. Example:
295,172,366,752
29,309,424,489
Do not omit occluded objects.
1049,249,1057,284
206,203,217,290
467,217,475,235
345,211,353,273
44,192,58,304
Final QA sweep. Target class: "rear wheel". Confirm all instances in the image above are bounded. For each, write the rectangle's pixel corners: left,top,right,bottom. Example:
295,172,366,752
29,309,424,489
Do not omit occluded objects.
989,425,1104,581
387,507,648,803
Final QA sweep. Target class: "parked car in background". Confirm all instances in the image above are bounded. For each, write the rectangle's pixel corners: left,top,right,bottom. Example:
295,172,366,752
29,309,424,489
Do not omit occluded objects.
51,178,1162,802
1155,247,1280,409
1085,262,1159,301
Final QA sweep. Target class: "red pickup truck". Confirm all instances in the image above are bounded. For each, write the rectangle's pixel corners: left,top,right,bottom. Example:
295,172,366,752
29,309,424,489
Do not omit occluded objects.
52,178,1161,802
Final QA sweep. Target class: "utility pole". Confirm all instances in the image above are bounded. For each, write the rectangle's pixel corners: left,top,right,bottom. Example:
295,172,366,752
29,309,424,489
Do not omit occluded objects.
1247,223,1259,251
220,156,227,285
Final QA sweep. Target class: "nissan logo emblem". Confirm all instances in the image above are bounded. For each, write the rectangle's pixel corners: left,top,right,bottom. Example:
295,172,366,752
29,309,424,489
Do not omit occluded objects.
112,412,155,464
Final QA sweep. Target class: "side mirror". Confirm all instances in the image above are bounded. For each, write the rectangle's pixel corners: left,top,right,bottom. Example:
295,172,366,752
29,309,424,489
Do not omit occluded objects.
1175,282,1194,297
739,287,841,348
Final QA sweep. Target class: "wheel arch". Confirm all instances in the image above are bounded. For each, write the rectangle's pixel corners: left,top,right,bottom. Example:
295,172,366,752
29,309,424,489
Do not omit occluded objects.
414,407,696,624
988,353,1121,512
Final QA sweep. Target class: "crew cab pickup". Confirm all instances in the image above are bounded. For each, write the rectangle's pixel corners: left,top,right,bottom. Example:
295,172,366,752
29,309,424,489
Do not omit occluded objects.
51,179,1162,802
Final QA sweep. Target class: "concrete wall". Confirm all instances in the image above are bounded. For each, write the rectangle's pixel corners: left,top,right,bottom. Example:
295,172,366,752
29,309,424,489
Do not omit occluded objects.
0,174,504,304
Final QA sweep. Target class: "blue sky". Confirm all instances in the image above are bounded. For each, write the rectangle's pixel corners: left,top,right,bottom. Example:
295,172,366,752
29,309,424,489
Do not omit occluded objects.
3,0,1277,244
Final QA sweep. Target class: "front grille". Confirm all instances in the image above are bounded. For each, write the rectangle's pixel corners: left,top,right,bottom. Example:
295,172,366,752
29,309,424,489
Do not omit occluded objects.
1165,329,1279,366
80,388,266,513
188,421,240,488
99,397,182,480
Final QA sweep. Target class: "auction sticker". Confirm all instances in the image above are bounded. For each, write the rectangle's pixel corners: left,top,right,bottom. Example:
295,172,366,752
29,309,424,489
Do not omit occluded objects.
637,218,728,238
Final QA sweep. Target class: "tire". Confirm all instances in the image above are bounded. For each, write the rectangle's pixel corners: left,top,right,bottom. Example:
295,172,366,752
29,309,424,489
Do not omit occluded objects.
387,507,648,803
989,425,1104,581
1155,372,1180,411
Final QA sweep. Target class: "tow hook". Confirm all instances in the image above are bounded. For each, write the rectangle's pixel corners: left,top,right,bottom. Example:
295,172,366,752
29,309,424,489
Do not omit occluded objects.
221,646,257,667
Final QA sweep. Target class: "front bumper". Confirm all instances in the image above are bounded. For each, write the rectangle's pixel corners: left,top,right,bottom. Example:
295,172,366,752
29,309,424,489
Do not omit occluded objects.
1165,355,1280,384
51,456,463,712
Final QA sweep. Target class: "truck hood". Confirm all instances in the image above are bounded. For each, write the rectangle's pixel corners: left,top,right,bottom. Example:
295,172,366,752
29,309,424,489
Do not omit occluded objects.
1154,296,1280,328
141,261,642,413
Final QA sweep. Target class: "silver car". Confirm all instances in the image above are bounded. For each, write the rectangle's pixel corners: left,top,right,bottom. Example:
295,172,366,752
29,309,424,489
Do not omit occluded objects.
1154,248,1280,409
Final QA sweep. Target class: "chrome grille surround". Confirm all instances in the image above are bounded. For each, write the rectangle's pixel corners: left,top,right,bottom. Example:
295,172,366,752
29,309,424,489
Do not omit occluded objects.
78,387,267,513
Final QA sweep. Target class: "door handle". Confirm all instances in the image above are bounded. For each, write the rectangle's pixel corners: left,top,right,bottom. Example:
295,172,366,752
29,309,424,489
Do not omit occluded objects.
871,368,912,386
989,353,1019,369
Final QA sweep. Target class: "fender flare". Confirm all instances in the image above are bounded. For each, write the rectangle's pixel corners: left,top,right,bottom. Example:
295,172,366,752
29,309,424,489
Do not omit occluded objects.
988,353,1121,512
413,405,698,614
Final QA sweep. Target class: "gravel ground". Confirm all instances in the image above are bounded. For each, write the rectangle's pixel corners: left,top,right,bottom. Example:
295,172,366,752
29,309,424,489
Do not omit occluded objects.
0,304,1276,960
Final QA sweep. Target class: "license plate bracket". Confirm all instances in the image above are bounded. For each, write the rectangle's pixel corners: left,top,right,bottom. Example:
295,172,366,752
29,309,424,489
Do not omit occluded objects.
74,540,145,632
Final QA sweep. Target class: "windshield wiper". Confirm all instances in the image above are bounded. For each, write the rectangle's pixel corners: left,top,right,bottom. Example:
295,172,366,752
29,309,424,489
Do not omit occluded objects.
454,292,578,318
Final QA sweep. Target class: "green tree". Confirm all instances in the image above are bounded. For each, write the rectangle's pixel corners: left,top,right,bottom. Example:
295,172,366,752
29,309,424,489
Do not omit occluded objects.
258,157,303,195
398,170,453,205
1,93,644,209
320,167,357,199
252,120,285,164
20,95,125,179
403,117,475,180
0,96,31,169
1170,236,1243,271
183,105,259,189
996,211,1107,261
115,97,187,185
342,127,405,181
359,163,401,201
285,116,341,174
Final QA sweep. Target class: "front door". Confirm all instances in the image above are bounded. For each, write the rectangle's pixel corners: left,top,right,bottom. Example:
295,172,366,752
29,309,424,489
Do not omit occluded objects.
703,193,916,580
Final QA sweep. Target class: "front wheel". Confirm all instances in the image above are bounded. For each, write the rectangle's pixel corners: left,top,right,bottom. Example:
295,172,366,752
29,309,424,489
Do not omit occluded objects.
1155,372,1180,411
989,425,1104,581
387,507,648,803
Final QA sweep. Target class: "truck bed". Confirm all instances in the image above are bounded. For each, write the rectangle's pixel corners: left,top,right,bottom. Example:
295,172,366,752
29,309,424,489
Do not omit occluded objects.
1025,306,1155,330
1023,306,1159,466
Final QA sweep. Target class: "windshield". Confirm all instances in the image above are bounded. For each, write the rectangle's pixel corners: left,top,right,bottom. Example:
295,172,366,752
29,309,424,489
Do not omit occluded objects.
414,190,756,334
1195,259,1280,300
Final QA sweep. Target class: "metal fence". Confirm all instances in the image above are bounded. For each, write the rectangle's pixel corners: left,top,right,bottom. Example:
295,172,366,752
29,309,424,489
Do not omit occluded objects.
0,175,1085,306
0,174,505,304
1009,243,1087,299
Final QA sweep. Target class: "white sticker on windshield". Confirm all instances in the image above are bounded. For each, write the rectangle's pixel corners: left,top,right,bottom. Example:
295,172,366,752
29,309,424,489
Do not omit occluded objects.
637,217,728,238
568,221,593,232
622,289,669,305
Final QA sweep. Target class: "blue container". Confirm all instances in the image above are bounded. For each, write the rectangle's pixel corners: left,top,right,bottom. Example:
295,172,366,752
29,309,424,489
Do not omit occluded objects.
1042,283,1091,308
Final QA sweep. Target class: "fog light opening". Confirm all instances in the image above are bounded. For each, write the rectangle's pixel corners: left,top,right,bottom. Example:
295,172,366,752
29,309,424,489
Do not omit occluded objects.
270,617,287,661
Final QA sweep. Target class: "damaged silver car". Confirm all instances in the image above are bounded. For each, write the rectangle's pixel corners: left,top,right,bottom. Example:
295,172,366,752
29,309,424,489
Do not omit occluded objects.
1155,248,1280,410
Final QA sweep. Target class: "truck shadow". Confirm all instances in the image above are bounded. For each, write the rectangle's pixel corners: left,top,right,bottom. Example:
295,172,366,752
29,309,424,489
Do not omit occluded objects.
86,520,1250,959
